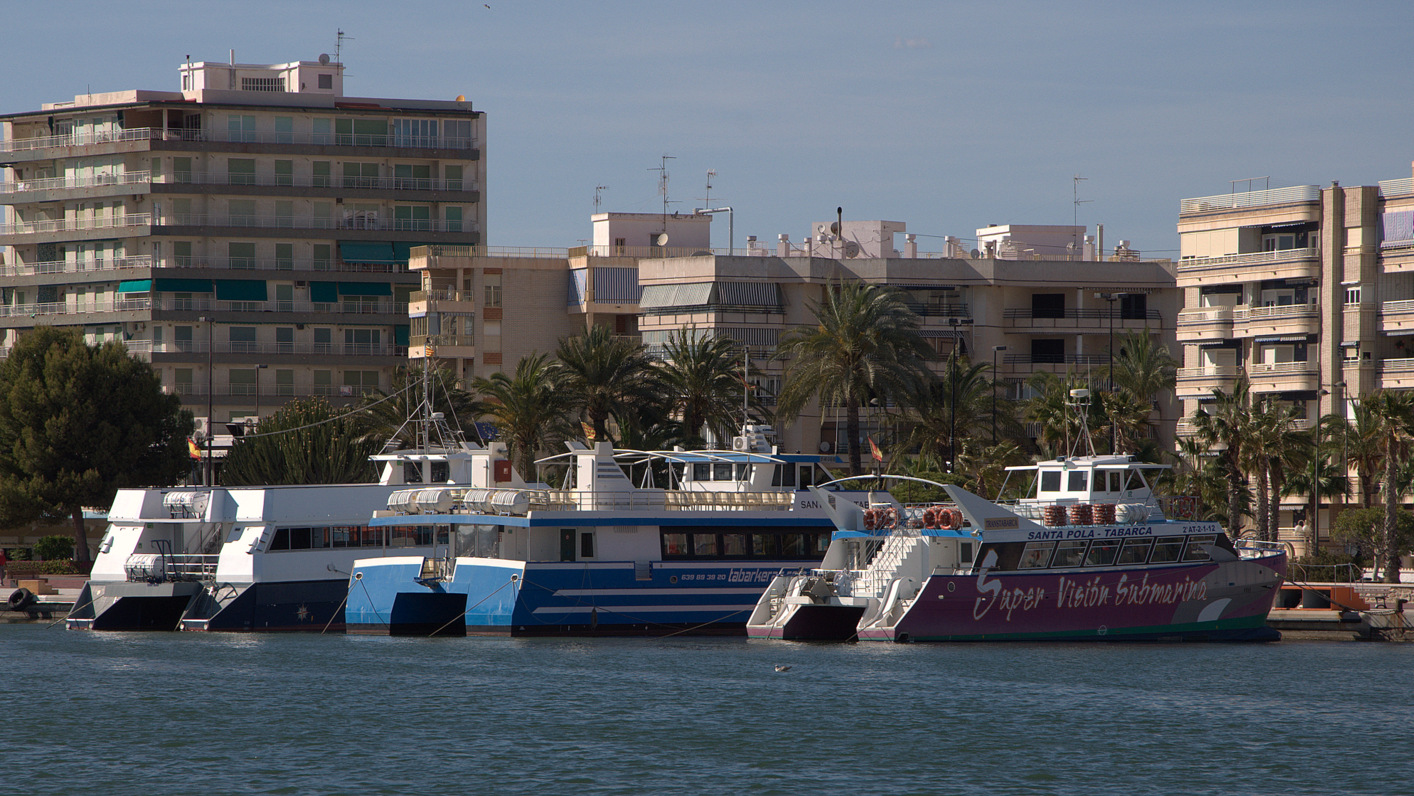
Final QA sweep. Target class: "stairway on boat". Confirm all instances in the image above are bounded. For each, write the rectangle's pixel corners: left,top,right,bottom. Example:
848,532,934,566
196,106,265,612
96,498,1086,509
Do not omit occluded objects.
852,534,926,599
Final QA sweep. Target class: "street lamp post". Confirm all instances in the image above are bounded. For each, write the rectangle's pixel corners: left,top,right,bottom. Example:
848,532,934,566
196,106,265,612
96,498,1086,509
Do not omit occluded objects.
992,345,1008,444
1312,387,1329,553
199,316,214,486
255,363,268,419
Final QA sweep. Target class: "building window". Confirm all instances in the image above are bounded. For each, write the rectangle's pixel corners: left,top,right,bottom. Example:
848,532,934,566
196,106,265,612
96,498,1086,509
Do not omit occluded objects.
274,117,293,143
228,199,256,227
318,74,333,89
393,205,431,231
343,162,379,189
229,369,257,396
313,328,332,354
312,161,331,188
275,243,293,271
484,273,502,308
172,157,193,183
344,328,382,355
174,368,194,394
227,158,256,186
444,165,464,190
313,244,332,271
313,370,333,396
242,77,285,92
445,206,463,233
443,119,473,147
227,115,255,143
229,327,257,354
275,325,294,352
341,370,380,396
274,160,293,186
275,369,295,396
1345,287,1361,305
229,242,256,270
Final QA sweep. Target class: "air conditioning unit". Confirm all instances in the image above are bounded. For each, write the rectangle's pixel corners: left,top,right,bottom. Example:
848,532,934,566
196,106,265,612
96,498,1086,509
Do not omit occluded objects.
732,437,749,451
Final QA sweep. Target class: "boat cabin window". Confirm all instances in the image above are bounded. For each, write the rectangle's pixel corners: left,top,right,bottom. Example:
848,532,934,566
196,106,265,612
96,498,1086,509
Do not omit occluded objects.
960,542,974,564
1106,471,1123,493
1068,471,1087,492
714,463,734,481
661,527,831,560
403,462,423,483
1053,540,1088,567
579,531,595,559
693,463,710,481
771,464,797,488
560,530,576,561
1084,540,1120,567
269,525,391,551
1182,535,1216,562
736,463,752,480
1040,471,1061,493
1018,541,1055,569
1149,537,1185,563
798,465,816,488
430,461,449,483
1115,538,1153,564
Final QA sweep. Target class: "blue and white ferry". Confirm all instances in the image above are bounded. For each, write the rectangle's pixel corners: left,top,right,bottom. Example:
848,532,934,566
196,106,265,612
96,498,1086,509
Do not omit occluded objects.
345,427,859,636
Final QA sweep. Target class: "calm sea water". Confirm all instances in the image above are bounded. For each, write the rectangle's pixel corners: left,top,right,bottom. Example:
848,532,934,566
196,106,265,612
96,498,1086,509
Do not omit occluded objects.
2,625,1410,795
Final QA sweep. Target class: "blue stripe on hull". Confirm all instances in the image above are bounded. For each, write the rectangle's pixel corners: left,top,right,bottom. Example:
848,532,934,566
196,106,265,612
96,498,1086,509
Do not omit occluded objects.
349,558,810,636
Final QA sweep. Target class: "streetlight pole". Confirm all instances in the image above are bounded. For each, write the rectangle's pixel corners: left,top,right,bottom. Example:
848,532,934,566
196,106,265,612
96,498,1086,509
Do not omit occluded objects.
947,316,973,472
992,345,1008,444
255,363,268,419
199,315,214,486
1312,387,1329,554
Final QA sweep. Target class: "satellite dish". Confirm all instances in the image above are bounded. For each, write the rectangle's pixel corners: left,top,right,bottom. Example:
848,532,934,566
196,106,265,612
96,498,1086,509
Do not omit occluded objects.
843,241,860,258
318,53,331,65
970,249,981,258
829,222,840,235
819,441,832,453
655,232,669,247
455,94,466,102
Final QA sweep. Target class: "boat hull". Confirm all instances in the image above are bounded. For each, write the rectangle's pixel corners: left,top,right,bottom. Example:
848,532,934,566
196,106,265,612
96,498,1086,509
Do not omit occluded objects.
68,578,352,632
347,557,802,636
858,554,1286,642
746,603,866,641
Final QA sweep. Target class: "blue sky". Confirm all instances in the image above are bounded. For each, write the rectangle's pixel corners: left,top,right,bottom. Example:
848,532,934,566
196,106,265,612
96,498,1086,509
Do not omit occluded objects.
7,1,1413,255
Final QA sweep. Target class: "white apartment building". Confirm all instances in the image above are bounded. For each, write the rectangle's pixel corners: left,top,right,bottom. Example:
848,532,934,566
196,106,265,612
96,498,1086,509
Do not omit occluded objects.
0,56,485,442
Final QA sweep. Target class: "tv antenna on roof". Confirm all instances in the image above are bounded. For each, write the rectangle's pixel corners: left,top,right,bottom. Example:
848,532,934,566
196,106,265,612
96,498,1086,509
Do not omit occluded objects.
701,169,717,208
335,29,353,63
594,185,608,213
1073,175,1091,253
649,154,676,229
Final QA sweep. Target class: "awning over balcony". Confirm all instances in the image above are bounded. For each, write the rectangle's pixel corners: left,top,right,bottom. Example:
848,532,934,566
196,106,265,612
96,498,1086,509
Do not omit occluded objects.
1254,334,1314,343
213,279,268,301
640,283,712,309
338,281,392,297
339,241,396,264
117,279,151,294
152,278,213,293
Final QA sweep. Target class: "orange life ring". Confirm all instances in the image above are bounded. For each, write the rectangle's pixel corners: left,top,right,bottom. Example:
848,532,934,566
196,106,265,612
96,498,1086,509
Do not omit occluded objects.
941,508,962,530
884,507,899,528
863,509,877,531
923,507,939,529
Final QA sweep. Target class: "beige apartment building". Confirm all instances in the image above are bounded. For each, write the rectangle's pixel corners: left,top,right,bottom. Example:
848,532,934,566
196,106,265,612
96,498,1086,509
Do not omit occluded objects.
1175,167,1414,549
0,57,485,445
412,215,1180,458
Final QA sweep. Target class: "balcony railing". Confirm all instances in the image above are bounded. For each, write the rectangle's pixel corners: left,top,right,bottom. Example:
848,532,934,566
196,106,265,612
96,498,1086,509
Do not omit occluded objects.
0,255,152,277
0,171,151,195
156,173,478,193
0,298,151,317
163,212,474,234
1003,308,1162,322
1177,306,1235,323
1003,354,1110,367
0,127,478,154
1248,361,1316,375
1380,177,1414,198
411,289,470,303
1382,299,1414,316
411,334,475,349
0,213,152,236
1177,247,1318,273
151,341,402,357
146,297,406,315
1179,185,1320,213
1177,366,1241,379
1233,303,1318,321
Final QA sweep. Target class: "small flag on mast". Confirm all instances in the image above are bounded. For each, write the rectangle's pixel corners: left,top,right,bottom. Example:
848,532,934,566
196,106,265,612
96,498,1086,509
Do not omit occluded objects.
868,436,883,463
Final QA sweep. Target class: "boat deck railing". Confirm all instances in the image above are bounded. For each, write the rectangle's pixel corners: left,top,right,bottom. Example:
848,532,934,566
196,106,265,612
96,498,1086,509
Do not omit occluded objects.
123,553,219,583
538,489,796,512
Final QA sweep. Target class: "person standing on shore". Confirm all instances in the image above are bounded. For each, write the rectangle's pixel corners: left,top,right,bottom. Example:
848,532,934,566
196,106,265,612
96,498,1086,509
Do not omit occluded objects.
0,548,7,587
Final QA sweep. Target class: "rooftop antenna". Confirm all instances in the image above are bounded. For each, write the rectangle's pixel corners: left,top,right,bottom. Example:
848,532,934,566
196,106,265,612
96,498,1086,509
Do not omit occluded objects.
335,29,353,64
702,169,716,209
594,185,608,213
648,154,675,232
1072,175,1091,255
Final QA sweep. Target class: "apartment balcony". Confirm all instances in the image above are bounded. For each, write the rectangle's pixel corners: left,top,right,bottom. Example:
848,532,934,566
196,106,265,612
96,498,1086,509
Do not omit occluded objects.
0,213,152,245
139,340,405,360
0,255,152,278
1003,307,1161,332
0,297,151,323
1247,361,1318,393
168,384,364,404
0,171,151,202
160,212,478,236
1002,354,1109,375
0,127,480,164
1379,299,1414,335
409,289,474,315
1176,306,1234,342
1233,303,1319,339
1380,242,1414,274
1378,358,1414,389
1179,185,1320,215
410,333,475,360
145,296,407,318
1175,247,1319,288
1176,365,1240,398
0,171,481,203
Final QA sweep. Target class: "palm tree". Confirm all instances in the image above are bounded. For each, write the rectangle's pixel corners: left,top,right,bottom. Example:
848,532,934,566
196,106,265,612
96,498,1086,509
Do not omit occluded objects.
222,398,379,486
1190,376,1254,539
1098,389,1154,455
774,280,932,476
900,356,994,469
1361,389,1414,583
1023,371,1097,458
1111,330,1178,402
1244,400,1308,542
555,325,664,445
658,327,752,448
472,353,574,483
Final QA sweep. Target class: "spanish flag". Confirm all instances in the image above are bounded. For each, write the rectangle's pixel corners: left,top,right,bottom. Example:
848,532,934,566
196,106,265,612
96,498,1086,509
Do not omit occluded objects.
188,439,202,460
581,421,597,442
868,436,883,463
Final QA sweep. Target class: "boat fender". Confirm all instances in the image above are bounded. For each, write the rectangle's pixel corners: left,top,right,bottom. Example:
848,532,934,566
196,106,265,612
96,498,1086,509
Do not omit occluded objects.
7,588,36,611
